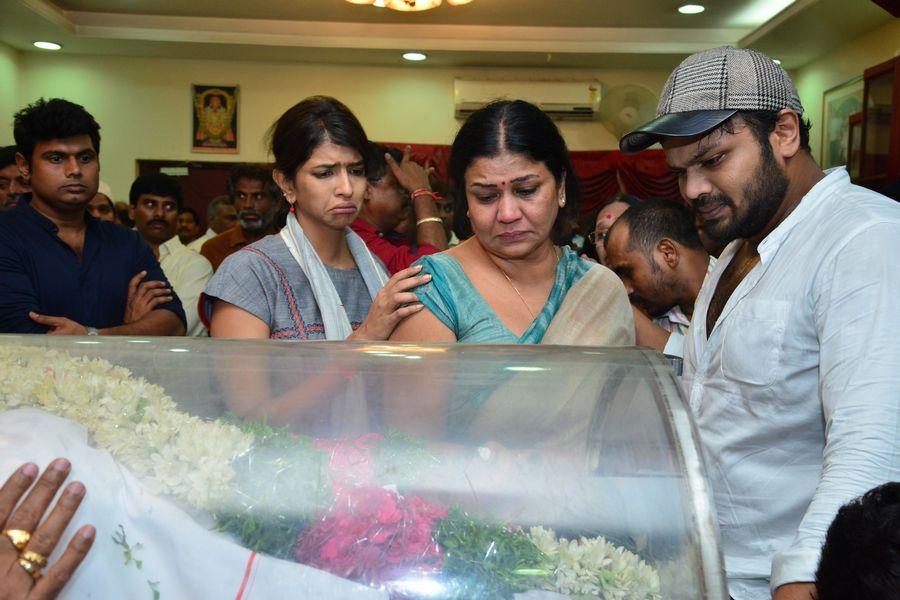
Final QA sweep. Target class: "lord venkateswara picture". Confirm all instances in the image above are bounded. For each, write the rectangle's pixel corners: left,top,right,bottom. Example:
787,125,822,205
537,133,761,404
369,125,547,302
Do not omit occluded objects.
192,85,238,153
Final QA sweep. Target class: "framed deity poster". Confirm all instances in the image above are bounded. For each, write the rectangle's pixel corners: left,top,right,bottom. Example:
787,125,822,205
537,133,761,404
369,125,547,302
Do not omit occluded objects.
192,85,238,153
821,77,864,169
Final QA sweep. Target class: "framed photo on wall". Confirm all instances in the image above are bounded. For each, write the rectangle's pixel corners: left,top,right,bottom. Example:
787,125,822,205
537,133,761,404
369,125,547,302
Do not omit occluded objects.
192,85,238,153
821,77,864,170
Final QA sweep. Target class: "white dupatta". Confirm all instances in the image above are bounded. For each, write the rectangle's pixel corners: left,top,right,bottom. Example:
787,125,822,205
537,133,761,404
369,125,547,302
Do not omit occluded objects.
280,216,388,340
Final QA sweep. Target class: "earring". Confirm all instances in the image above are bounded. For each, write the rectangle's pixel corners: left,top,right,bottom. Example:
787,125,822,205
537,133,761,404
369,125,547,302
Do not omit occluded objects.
289,204,295,213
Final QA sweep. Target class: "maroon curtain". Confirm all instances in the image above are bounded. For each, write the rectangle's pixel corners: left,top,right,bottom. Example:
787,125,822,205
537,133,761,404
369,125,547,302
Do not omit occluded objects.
617,151,681,202
379,142,680,212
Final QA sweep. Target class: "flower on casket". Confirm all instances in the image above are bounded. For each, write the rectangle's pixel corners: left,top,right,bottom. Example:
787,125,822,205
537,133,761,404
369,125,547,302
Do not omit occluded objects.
0,346,253,512
295,485,446,586
312,433,384,495
528,526,661,600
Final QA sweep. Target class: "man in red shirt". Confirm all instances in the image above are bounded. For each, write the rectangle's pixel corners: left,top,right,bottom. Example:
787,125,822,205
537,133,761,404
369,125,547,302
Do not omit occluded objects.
351,144,447,274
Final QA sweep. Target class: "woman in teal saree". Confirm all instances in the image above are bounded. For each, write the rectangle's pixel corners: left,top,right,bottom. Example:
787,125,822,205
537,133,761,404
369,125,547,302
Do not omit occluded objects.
390,100,633,346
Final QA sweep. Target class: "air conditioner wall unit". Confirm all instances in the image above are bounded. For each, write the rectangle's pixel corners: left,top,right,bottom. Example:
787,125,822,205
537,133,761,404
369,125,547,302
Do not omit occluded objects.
454,78,601,122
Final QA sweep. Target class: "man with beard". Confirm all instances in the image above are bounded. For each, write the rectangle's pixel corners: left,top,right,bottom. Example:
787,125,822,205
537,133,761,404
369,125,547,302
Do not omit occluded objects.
130,173,213,336
200,164,281,270
603,198,714,357
0,98,185,335
621,46,900,600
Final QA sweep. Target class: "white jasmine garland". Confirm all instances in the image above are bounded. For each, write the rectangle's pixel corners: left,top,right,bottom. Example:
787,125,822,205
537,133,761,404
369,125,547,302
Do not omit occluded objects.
528,526,661,600
0,346,253,510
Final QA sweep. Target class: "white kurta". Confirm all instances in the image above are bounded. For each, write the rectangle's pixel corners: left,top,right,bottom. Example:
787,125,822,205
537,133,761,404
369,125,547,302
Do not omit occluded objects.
159,236,213,336
186,228,216,253
682,167,900,599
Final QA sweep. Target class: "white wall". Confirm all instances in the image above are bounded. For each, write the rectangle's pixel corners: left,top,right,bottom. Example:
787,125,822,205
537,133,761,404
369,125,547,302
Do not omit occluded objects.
16,51,669,199
0,42,20,146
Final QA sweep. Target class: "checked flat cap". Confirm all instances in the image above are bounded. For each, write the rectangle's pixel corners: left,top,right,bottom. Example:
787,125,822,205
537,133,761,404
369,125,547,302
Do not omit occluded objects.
620,46,804,154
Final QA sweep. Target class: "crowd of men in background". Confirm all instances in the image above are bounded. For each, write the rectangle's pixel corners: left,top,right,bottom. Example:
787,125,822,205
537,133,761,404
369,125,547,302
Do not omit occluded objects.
0,131,722,352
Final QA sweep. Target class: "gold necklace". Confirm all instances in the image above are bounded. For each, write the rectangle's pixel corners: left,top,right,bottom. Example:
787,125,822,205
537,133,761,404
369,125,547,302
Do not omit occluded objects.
496,246,561,322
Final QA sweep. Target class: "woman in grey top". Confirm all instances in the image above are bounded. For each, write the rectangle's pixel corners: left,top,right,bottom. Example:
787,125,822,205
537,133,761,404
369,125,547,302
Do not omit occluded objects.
203,96,429,341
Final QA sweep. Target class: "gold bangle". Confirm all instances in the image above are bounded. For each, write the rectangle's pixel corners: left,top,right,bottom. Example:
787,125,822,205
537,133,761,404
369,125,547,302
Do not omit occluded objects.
416,217,443,226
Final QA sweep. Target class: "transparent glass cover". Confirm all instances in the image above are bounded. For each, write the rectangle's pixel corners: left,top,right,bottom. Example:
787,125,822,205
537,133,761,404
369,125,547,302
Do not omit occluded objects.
0,335,726,599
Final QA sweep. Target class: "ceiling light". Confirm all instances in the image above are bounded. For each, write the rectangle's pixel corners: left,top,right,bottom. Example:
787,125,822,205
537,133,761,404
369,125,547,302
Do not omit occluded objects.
387,0,441,10
346,0,472,11
33,41,62,51
403,52,427,62
678,4,705,14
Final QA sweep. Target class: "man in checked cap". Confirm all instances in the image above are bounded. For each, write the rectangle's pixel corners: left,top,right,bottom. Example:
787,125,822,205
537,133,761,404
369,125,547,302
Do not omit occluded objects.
620,46,900,600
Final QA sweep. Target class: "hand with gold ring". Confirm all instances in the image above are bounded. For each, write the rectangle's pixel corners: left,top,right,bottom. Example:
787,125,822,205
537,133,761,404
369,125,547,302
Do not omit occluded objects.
0,459,95,599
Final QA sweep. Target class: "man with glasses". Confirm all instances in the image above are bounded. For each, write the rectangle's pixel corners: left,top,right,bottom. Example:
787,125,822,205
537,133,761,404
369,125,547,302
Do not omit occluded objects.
200,164,282,270
350,144,447,274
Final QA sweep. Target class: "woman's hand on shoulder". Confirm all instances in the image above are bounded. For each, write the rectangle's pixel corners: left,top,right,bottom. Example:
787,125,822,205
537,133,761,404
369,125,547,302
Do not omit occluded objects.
351,264,431,341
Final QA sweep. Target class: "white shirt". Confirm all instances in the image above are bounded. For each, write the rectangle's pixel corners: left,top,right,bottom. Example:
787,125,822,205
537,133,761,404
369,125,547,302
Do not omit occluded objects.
682,168,900,600
159,236,214,337
186,228,216,253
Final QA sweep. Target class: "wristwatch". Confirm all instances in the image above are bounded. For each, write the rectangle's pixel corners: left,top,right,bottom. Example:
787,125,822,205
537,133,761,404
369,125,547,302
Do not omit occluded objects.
86,327,99,336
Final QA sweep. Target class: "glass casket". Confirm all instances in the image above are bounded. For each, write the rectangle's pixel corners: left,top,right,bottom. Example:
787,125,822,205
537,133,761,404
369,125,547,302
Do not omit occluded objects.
0,335,727,599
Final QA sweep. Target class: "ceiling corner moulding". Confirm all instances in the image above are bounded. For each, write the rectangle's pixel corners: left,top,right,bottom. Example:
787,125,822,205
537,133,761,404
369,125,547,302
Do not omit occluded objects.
18,0,75,33
61,11,751,55
737,0,814,47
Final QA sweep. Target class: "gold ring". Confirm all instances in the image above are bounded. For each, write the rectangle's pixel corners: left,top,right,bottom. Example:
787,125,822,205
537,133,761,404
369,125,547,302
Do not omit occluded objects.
2,529,31,551
21,550,47,568
17,557,42,580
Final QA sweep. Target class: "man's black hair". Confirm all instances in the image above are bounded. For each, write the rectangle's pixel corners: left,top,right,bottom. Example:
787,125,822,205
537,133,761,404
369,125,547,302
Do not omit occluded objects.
226,163,280,202
129,172,184,210
179,206,201,223
13,98,101,163
607,197,704,258
816,482,900,600
0,145,17,169
365,143,404,182
721,110,812,154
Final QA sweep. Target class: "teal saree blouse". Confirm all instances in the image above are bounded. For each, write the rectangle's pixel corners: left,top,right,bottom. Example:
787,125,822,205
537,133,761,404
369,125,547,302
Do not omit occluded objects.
413,247,592,344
